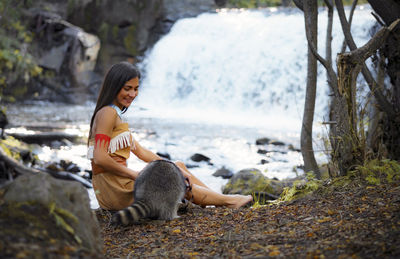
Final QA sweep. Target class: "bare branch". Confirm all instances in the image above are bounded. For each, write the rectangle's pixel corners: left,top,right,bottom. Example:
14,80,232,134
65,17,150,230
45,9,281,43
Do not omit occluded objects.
325,0,335,91
303,7,338,91
371,12,385,27
342,19,400,64
335,0,358,49
340,0,358,53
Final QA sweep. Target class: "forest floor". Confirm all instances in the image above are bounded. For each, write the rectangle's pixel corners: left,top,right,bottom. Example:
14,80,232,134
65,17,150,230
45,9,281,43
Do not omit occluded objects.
98,178,400,258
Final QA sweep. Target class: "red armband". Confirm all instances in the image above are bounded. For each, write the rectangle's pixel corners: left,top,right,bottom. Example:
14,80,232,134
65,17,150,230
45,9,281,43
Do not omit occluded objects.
95,134,111,149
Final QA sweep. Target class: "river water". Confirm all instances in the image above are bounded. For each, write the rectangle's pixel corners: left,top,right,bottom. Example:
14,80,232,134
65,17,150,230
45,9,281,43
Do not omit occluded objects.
5,5,375,209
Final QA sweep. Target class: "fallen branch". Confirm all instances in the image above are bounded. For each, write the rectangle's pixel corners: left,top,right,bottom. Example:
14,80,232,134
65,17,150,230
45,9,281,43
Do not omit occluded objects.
0,145,41,175
0,146,92,188
8,131,79,144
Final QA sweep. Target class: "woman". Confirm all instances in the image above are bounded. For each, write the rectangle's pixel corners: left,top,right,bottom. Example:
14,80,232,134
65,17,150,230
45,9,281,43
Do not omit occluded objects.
88,61,252,211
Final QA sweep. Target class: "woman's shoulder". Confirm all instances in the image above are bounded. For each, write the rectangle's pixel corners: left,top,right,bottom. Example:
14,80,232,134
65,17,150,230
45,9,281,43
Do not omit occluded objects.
97,105,117,117
95,106,118,124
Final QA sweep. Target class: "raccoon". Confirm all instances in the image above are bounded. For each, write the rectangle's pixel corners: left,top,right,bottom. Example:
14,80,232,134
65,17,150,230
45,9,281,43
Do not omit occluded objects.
112,160,187,226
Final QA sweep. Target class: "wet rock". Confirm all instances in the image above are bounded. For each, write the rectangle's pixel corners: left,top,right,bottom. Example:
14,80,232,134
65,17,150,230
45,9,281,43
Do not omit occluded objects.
269,140,286,146
186,164,200,169
157,152,171,160
212,167,233,179
288,144,301,152
190,153,211,163
256,137,270,145
260,159,269,164
3,173,102,254
257,149,268,154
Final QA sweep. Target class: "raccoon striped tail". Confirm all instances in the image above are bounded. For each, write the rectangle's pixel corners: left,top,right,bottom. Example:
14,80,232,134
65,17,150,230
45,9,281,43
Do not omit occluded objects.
111,201,151,226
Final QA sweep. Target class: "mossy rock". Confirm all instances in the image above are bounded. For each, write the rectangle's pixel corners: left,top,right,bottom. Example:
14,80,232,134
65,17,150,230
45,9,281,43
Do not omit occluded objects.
3,173,102,254
222,168,287,202
0,200,105,258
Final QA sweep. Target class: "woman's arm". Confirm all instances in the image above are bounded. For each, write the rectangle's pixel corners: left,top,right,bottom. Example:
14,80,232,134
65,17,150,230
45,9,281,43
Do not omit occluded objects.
131,139,162,163
92,107,139,180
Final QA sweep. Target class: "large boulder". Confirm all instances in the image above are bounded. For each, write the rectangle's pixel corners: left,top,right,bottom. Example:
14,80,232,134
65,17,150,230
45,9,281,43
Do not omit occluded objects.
3,173,102,254
222,168,293,202
26,11,101,103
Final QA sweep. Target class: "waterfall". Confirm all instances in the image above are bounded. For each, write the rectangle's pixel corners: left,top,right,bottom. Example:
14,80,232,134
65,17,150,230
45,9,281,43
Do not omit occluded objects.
134,5,375,132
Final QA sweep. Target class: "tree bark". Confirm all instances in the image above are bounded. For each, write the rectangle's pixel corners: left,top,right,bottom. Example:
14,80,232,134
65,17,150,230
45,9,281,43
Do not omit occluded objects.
334,18,400,174
367,0,400,160
367,0,400,25
300,0,321,178
335,0,395,117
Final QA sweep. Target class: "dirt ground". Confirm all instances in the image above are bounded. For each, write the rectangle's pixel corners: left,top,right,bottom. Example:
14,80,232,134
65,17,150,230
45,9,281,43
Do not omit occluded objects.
97,180,400,258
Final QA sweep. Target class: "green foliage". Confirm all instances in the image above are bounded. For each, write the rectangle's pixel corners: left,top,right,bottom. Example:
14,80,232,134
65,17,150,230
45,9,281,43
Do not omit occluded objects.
251,192,263,208
351,159,400,185
0,0,42,102
278,159,400,203
0,136,29,160
279,172,322,201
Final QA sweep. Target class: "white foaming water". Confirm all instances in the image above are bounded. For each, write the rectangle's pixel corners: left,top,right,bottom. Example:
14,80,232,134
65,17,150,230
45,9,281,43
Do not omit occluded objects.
134,6,375,132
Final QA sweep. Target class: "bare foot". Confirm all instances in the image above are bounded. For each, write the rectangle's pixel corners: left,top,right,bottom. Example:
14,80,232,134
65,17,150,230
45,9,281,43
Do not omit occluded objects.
227,195,253,209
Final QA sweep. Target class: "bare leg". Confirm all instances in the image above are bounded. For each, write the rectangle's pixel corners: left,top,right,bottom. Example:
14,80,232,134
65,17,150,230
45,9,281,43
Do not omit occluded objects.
175,161,209,189
175,161,252,208
186,184,252,209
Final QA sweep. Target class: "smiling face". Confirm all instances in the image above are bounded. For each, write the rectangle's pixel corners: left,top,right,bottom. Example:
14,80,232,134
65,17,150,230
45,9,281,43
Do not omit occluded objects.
113,77,139,109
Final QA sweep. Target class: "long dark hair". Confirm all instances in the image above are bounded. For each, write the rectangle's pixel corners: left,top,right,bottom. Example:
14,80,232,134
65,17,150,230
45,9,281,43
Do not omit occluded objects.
88,61,141,141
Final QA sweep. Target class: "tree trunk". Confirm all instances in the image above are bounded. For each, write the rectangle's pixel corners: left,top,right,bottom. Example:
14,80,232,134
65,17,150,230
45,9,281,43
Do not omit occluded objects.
367,0,400,25
300,0,321,178
333,18,400,174
366,0,400,160
334,54,363,173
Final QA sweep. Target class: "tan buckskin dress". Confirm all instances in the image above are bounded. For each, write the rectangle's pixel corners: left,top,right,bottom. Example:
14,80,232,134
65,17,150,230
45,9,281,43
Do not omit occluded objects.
87,122,135,210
